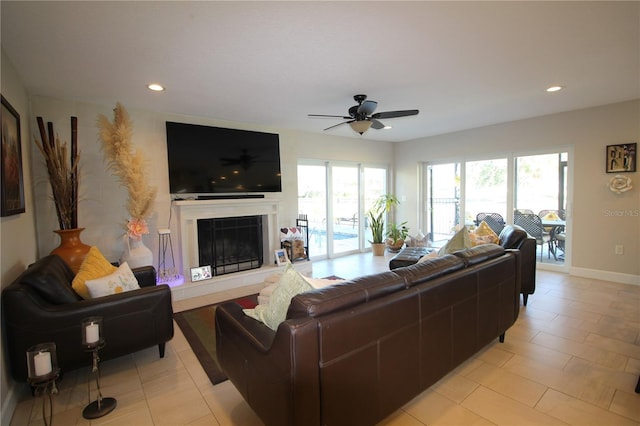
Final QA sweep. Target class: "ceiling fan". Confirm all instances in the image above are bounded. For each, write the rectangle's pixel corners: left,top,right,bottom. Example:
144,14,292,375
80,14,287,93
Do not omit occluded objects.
308,94,419,135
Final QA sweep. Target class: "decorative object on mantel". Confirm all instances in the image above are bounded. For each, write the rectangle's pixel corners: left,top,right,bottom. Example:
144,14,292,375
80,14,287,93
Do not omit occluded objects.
606,143,636,173
97,103,157,268
34,115,90,272
609,174,633,194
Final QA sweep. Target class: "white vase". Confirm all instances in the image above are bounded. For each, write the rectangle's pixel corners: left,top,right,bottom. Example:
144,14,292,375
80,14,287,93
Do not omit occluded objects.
120,236,153,268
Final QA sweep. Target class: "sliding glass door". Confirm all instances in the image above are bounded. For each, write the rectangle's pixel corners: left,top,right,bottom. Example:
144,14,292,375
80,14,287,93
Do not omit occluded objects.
298,161,388,259
424,149,570,270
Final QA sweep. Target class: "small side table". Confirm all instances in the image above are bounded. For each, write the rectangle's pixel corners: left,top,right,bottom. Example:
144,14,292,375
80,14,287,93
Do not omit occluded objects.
82,340,117,419
28,370,60,426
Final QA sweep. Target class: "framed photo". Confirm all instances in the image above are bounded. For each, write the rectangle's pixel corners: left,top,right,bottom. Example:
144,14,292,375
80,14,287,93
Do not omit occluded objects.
606,143,636,173
190,265,212,282
1,95,25,216
275,249,289,266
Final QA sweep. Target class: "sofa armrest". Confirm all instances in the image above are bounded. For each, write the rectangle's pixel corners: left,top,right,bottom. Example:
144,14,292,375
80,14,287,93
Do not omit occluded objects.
133,265,156,287
216,302,276,352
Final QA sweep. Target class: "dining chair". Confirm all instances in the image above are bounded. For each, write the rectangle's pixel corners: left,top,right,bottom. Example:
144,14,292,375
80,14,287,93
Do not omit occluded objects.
514,213,549,261
475,213,505,235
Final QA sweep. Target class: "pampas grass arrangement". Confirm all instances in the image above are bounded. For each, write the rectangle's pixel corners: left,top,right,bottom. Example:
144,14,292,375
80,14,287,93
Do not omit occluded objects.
34,117,80,230
97,103,157,239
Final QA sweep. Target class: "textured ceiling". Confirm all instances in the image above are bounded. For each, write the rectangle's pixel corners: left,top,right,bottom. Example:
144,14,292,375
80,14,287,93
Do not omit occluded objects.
2,1,639,141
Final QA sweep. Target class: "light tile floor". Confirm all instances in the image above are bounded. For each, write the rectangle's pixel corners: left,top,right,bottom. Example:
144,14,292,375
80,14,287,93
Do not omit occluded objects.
10,252,640,425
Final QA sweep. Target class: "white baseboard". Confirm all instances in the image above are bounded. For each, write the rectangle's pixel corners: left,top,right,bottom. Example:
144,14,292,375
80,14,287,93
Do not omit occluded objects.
570,267,640,286
1,381,28,426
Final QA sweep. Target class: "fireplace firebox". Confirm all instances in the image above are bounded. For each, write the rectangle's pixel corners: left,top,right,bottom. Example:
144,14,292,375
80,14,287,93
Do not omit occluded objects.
197,215,263,276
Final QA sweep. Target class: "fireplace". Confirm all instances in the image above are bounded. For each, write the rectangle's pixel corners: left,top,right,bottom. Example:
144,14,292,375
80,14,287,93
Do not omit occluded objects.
173,198,280,281
197,215,263,275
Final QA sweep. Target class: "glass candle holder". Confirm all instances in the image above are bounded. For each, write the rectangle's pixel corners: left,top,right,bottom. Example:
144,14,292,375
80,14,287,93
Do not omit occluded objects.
81,316,103,347
26,342,58,380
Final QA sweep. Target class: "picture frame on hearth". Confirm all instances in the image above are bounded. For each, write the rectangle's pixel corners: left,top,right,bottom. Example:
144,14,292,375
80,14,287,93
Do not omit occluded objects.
606,143,636,173
190,265,212,282
1,95,26,217
275,249,289,266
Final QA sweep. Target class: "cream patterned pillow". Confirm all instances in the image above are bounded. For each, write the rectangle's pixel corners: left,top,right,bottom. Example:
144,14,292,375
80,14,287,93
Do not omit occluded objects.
243,262,313,330
85,262,140,299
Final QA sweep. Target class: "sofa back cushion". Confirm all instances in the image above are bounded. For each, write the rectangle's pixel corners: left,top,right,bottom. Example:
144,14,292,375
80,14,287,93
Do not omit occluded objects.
288,271,405,319
18,255,81,304
392,254,464,287
453,243,504,266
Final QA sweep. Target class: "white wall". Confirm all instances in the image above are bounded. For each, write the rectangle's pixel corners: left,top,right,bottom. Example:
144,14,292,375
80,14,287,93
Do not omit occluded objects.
394,100,640,282
29,97,395,267
1,49,38,424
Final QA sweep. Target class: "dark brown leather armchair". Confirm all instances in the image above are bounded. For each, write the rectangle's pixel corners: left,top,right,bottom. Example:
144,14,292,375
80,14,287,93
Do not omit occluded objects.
2,254,174,382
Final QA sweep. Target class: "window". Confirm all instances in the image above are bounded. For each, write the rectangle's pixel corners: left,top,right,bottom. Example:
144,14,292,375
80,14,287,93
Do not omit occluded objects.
298,161,388,259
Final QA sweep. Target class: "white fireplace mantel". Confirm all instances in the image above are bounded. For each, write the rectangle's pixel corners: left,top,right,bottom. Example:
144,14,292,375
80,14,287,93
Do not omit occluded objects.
173,198,281,278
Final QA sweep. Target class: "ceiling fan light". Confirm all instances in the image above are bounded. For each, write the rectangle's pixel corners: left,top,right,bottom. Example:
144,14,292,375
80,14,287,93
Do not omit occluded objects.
350,120,372,134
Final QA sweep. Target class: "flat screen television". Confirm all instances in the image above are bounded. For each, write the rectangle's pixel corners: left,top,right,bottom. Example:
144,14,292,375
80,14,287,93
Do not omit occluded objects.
166,121,281,196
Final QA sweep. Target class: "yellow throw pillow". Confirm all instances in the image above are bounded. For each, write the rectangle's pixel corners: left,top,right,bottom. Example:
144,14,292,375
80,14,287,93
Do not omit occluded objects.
469,220,499,246
72,246,118,299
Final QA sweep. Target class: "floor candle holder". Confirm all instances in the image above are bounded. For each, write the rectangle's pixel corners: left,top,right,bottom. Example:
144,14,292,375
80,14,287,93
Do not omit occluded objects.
81,317,117,419
26,343,60,426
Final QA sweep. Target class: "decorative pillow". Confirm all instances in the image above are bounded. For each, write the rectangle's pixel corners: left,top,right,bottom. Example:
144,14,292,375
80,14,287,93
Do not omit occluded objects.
243,262,313,331
437,226,472,256
469,220,499,246
542,211,560,221
85,262,140,299
303,275,346,289
407,231,429,247
72,246,118,299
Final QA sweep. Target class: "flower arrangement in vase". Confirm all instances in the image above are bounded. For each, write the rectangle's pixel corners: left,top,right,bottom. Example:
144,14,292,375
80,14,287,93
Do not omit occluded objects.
34,116,90,272
97,103,157,268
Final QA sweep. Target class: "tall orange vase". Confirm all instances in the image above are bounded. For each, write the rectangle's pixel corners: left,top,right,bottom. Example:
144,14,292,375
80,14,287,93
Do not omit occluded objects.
50,228,91,274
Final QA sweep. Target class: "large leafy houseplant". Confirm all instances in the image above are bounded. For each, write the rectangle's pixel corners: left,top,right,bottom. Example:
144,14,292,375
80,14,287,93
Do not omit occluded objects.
367,195,401,253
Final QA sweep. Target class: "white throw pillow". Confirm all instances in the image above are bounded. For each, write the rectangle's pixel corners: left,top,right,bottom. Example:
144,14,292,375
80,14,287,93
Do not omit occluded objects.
243,262,313,330
85,262,141,299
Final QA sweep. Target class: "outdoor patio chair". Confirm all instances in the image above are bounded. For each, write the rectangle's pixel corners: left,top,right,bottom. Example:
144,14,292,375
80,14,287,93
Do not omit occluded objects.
475,212,505,235
514,213,550,261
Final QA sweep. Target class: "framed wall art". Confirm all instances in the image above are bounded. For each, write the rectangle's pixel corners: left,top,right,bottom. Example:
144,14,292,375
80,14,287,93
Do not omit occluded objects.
1,95,26,216
606,143,636,173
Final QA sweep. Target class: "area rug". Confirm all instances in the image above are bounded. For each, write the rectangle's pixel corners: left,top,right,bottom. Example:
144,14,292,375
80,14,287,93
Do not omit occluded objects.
174,294,258,385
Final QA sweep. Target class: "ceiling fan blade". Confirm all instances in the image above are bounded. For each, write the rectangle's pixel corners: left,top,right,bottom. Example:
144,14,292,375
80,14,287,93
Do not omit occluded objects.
309,114,352,119
370,119,385,130
357,100,378,116
323,120,353,131
372,109,419,119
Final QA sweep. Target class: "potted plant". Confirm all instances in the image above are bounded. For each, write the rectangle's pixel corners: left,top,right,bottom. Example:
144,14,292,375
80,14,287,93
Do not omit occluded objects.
367,194,401,256
385,221,409,252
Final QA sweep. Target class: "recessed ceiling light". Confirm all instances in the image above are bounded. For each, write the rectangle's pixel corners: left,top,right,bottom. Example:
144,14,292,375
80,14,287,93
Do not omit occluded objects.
147,83,165,92
383,125,392,130
546,85,563,92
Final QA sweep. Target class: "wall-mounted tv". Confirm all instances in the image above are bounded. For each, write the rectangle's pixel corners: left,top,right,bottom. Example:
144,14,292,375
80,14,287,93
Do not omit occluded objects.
166,121,281,196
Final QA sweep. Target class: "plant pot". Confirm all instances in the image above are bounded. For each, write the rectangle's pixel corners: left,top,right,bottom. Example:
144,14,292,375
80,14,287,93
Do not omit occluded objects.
371,243,386,256
386,238,405,253
50,228,91,273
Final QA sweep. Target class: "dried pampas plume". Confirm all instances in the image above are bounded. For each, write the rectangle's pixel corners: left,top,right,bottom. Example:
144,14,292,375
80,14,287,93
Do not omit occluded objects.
97,103,156,222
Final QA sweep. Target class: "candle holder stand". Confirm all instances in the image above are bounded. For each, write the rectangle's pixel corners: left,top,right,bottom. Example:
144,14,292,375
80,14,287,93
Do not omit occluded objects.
28,370,60,426
82,339,117,419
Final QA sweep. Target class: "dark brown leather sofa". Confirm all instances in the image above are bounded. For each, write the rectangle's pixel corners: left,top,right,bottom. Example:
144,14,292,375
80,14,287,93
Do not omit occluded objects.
389,224,536,305
2,254,174,382
216,243,521,426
